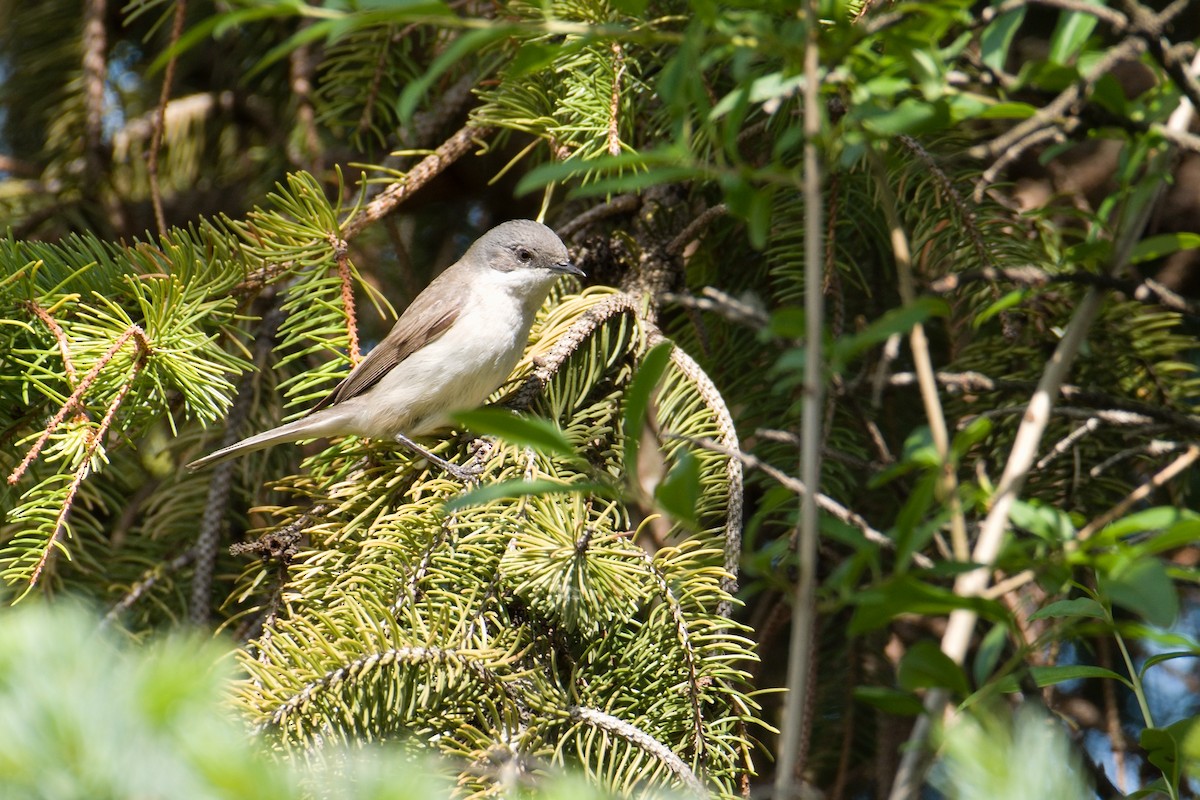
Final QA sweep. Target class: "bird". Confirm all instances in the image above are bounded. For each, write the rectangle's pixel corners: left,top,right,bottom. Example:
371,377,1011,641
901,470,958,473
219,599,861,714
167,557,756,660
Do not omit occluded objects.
187,219,582,479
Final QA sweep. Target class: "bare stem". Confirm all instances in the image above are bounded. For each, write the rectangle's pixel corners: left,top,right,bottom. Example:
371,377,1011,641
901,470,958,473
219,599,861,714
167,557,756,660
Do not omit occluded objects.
148,0,189,236
774,2,823,795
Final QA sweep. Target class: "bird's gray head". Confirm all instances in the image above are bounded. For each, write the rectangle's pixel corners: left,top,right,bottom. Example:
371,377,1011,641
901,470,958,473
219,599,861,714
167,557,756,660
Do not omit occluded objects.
469,219,582,279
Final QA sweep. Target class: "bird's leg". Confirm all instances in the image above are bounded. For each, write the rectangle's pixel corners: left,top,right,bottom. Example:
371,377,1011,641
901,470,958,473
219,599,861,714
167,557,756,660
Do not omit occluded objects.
464,436,496,473
393,432,482,481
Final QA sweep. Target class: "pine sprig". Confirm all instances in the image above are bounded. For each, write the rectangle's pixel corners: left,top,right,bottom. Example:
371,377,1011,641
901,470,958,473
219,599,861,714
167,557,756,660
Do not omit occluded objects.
231,288,759,797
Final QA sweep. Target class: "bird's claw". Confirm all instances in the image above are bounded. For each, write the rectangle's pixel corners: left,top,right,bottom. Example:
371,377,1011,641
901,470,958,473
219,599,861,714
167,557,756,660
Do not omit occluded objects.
446,460,486,482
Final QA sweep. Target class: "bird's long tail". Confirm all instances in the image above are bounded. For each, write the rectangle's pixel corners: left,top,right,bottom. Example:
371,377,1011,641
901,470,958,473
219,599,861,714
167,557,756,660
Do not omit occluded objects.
186,410,350,470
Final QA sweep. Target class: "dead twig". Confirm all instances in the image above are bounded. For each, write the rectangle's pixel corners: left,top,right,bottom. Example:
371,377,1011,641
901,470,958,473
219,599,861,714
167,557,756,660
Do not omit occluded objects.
340,124,493,240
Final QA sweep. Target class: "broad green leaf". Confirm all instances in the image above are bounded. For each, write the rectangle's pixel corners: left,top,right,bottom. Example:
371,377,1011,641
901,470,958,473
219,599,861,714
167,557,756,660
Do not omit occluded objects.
1130,233,1200,264
1142,724,1182,790
444,478,615,512
972,623,1009,687
1096,506,1197,541
972,289,1027,330
1047,2,1100,65
1099,556,1179,628
980,5,1026,73
1028,597,1106,621
1129,779,1173,800
869,427,937,488
858,97,951,136
621,342,674,485
1037,664,1123,687
892,474,937,570
976,101,1039,119
951,417,993,459
1141,651,1200,680
710,72,805,120
853,686,924,716
768,308,805,339
831,298,949,370
452,408,576,459
1009,499,1076,542
898,641,971,697
654,450,701,528
848,575,1005,634
398,26,514,121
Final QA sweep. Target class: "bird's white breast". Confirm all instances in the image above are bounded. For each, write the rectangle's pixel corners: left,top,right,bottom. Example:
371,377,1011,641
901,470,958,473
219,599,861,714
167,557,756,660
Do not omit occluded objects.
343,270,554,438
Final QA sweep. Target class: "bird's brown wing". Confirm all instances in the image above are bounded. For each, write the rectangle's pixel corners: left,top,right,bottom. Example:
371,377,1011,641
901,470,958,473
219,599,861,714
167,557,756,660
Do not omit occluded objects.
308,281,460,413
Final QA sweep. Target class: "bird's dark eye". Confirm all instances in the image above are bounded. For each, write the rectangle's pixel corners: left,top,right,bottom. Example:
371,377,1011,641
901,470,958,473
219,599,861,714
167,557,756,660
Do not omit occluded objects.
516,247,533,263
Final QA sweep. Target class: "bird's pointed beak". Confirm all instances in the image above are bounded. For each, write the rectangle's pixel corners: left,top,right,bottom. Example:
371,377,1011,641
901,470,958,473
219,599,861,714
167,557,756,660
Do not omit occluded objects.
551,260,585,278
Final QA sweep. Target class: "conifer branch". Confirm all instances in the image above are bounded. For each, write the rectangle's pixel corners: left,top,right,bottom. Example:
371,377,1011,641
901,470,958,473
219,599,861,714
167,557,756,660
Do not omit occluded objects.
190,391,251,625
229,503,331,562
389,515,454,616
665,345,744,607
263,645,513,731
667,204,729,257
509,293,641,409
568,706,707,797
633,548,706,758
8,325,152,486
887,370,1200,436
30,344,148,589
104,548,197,625
558,195,641,240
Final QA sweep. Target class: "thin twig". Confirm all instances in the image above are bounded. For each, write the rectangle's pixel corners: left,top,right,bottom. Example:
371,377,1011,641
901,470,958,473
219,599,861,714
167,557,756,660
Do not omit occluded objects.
8,326,152,485
1076,444,1200,541
30,348,148,589
607,41,626,157
27,301,79,387
569,706,707,797
1089,439,1182,478
662,286,769,331
330,234,361,364
986,443,1200,600
82,0,107,187
104,548,197,625
148,0,189,236
775,2,823,794
929,265,1199,318
340,124,493,240
872,152,970,562
887,370,1200,436
970,38,1147,202
557,195,641,240
666,203,729,257
689,435,934,569
981,0,1128,30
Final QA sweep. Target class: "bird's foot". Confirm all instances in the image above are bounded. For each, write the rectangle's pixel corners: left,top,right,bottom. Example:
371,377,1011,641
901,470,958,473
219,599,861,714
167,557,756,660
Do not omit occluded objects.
394,432,483,483
444,459,485,482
